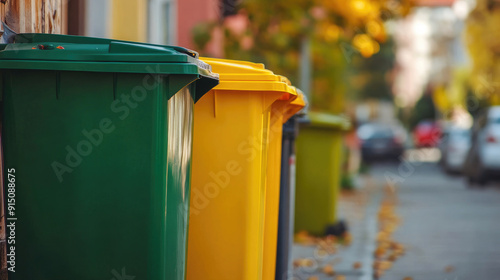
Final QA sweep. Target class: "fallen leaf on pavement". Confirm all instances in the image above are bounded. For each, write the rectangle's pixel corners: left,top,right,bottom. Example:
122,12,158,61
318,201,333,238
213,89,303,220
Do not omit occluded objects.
295,231,316,245
293,258,314,268
322,264,335,276
373,269,384,278
387,253,398,261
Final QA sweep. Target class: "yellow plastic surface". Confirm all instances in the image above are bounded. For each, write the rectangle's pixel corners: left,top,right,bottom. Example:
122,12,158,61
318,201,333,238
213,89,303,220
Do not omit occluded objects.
187,58,296,280
262,99,288,280
283,89,306,123
261,87,306,280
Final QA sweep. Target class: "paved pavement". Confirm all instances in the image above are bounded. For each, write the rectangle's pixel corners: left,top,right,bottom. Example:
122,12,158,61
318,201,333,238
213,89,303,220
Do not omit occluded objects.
292,155,500,280
292,174,382,280
375,161,500,280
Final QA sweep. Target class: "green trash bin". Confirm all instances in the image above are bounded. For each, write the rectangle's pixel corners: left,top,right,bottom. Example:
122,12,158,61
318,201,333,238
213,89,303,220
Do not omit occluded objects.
0,34,218,280
294,112,350,236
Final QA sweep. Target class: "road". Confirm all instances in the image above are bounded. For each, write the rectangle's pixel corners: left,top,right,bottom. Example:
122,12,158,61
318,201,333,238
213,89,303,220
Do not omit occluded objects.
292,153,500,280
371,159,500,280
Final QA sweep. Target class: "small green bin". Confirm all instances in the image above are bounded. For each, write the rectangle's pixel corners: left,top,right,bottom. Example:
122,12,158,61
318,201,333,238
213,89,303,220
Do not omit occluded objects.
294,112,350,235
0,34,218,280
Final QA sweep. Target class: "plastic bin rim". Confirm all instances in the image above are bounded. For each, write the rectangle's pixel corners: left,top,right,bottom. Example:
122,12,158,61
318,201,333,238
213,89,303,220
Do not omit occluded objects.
305,112,351,130
3,33,199,59
201,57,297,100
212,80,294,93
0,34,220,103
283,91,306,122
0,34,217,75
201,57,287,82
0,59,217,77
201,57,265,69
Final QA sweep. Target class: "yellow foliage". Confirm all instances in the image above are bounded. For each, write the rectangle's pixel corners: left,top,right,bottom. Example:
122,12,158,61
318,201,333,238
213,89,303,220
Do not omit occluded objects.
353,34,380,57
433,85,450,113
366,20,386,42
466,0,500,101
324,24,342,42
191,0,414,113
311,0,412,57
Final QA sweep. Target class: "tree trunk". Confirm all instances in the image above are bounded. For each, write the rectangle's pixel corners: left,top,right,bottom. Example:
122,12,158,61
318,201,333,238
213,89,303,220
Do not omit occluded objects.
1,0,65,34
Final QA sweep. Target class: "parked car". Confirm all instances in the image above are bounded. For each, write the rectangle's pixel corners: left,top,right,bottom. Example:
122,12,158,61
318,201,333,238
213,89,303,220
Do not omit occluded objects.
439,127,471,173
413,120,441,148
464,106,500,185
358,122,406,161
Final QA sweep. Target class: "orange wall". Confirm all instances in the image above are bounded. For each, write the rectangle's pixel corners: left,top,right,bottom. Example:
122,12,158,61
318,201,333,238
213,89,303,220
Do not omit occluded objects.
177,0,222,56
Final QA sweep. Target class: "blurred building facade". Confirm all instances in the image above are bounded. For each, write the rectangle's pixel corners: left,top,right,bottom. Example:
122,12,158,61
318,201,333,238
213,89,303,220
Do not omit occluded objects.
392,0,473,108
70,0,230,56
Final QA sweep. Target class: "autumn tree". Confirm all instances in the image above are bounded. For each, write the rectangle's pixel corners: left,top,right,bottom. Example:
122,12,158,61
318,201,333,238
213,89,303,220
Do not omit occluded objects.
193,0,413,113
465,0,500,105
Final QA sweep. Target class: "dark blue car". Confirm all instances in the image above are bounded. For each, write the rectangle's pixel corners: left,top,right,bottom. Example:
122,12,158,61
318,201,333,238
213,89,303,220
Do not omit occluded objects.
358,122,405,161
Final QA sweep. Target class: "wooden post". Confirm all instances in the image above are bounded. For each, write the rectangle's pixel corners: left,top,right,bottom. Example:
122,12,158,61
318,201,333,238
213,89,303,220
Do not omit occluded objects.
1,0,65,34
0,128,5,280
0,1,66,279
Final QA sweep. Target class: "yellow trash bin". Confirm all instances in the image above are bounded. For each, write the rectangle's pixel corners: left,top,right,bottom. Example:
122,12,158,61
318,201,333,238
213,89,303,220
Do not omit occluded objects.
187,58,297,280
262,79,304,280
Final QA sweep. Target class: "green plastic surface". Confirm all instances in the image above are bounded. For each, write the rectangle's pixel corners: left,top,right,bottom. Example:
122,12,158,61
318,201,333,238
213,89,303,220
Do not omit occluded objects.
294,112,348,235
0,34,218,280
0,34,218,103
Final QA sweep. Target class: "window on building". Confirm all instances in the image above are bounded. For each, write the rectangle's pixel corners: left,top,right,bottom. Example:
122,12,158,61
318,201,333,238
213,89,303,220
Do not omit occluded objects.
149,0,176,45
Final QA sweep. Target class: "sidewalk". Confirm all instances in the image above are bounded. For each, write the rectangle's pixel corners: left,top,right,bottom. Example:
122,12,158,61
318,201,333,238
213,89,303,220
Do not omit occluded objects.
291,175,383,280
376,162,500,280
294,160,500,280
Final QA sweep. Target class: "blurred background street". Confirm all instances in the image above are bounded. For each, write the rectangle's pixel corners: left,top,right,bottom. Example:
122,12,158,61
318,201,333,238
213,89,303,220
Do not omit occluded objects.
2,0,500,279
294,158,500,280
72,0,500,279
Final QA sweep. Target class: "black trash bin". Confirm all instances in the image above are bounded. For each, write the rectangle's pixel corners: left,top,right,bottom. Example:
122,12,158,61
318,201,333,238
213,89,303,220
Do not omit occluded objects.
275,92,307,280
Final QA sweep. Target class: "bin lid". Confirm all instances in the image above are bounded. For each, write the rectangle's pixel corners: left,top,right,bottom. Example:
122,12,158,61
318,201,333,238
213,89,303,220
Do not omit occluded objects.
0,34,219,102
200,57,296,100
276,75,296,101
283,89,307,122
307,112,351,131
